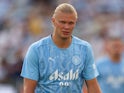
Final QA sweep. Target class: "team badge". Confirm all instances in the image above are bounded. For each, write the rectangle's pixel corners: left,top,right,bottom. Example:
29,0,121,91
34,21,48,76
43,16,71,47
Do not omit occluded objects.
72,55,81,65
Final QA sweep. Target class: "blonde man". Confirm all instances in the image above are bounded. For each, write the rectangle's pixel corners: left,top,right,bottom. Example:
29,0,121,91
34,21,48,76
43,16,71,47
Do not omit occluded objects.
21,3,101,93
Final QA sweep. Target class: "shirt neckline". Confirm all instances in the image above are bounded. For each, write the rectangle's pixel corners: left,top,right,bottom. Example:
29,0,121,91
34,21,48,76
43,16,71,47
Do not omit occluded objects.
49,35,73,50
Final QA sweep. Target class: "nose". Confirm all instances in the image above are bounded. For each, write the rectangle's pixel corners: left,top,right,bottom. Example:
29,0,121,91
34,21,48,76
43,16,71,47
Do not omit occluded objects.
64,23,70,29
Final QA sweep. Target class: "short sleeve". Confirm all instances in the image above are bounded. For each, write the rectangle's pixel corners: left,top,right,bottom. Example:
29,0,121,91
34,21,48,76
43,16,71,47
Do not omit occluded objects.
21,44,39,81
82,44,99,80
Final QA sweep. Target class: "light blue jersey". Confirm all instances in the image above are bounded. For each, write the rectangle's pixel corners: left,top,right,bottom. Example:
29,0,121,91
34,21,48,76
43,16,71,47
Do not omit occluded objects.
96,56,124,93
21,35,98,93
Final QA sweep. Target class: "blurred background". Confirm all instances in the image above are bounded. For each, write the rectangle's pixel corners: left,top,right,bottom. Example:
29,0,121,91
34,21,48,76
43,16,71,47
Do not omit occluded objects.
0,0,124,93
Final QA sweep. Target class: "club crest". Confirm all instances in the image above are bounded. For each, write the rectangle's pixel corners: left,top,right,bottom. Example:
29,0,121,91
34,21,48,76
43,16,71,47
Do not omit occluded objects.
72,55,81,65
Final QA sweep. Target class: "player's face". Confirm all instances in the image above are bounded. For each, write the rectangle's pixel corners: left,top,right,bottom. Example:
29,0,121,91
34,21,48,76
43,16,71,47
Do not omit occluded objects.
106,39,123,56
52,11,77,39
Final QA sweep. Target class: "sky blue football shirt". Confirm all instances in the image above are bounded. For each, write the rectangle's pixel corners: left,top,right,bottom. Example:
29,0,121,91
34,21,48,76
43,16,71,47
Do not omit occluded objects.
21,35,98,93
96,56,124,93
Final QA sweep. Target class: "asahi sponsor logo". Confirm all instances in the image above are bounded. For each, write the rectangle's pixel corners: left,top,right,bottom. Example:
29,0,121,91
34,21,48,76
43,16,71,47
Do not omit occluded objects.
49,69,79,86
49,69,79,80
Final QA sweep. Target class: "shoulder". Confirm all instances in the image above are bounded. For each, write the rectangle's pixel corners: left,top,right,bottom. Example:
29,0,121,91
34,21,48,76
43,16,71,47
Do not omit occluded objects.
29,36,51,49
73,36,92,48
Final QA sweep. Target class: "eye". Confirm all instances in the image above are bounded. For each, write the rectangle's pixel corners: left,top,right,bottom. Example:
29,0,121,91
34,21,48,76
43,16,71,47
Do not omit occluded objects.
69,22,74,25
59,21,66,24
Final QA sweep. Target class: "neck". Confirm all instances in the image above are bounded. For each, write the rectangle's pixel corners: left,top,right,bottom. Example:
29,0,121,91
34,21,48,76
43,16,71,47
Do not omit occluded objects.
52,34,72,48
109,54,121,63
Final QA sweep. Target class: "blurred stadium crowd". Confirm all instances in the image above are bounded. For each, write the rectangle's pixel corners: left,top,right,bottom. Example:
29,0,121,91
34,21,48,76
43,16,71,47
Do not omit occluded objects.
0,0,124,93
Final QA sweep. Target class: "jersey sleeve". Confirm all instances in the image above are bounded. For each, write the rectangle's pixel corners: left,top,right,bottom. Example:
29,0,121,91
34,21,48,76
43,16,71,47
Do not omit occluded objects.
82,44,99,80
21,44,39,81
96,58,105,81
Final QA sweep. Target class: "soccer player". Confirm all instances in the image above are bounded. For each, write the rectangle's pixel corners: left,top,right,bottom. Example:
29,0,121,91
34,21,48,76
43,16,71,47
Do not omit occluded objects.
21,3,101,93
96,34,124,93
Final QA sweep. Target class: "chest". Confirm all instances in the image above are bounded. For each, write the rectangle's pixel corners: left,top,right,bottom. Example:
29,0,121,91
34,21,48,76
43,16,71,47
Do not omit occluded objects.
38,45,86,80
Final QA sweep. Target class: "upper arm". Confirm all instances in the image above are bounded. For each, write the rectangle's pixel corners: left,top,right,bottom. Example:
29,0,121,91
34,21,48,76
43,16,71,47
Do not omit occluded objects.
82,44,99,80
23,78,37,93
85,78,101,93
21,44,40,93
21,44,39,81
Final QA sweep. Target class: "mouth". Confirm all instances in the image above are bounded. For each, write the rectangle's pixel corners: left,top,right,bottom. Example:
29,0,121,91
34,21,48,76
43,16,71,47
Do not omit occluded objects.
62,31,70,35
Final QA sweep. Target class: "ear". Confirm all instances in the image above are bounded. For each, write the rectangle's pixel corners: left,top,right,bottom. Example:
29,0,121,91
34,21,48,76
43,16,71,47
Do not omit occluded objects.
51,17,55,24
51,17,56,28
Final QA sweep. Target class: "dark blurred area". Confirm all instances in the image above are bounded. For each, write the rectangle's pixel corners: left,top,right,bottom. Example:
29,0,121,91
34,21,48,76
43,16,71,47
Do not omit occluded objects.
0,0,124,93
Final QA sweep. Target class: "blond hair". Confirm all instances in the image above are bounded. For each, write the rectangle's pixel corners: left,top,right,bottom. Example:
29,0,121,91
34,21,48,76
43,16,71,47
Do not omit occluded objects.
53,3,78,19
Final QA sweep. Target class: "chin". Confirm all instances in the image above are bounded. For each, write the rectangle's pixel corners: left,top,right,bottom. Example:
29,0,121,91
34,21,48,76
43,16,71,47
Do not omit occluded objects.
61,35,71,40
61,37,68,40
114,53,120,57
